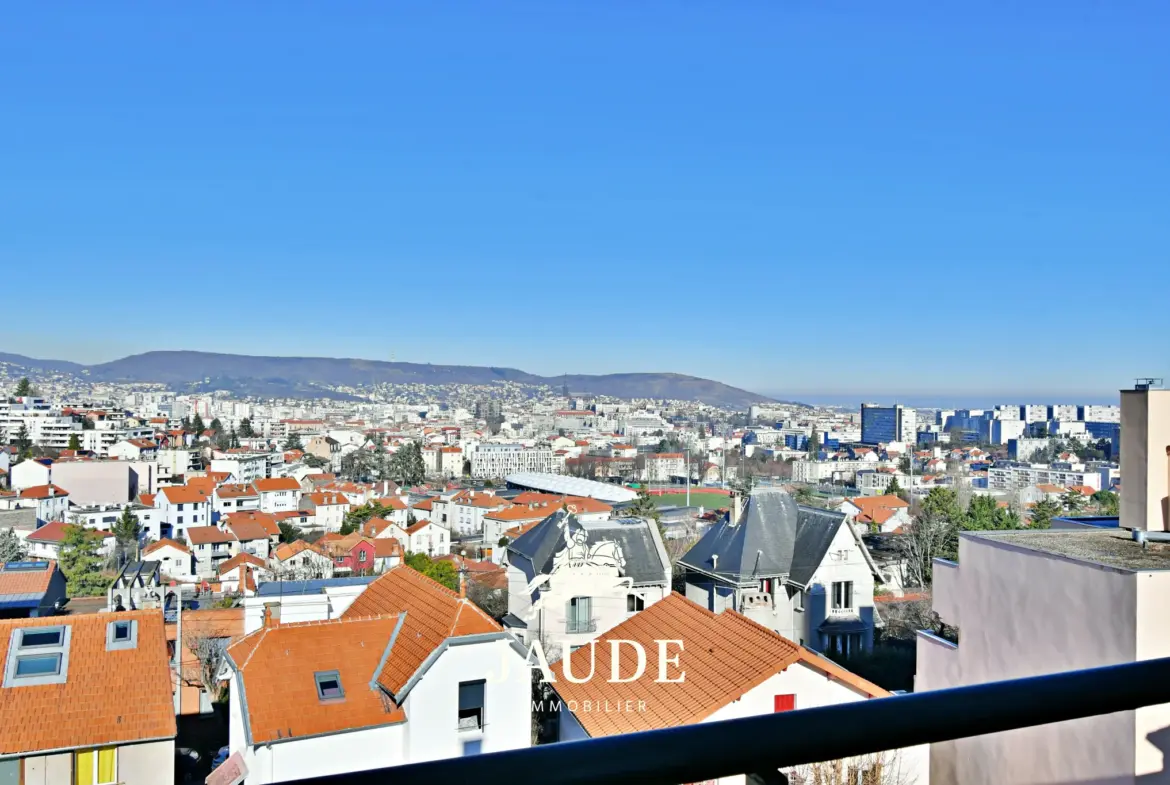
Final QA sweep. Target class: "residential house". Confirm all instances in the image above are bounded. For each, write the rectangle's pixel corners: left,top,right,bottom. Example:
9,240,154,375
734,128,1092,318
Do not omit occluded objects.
253,477,302,513
503,509,671,658
680,489,885,656
14,485,70,526
270,540,334,580
319,481,373,507
551,594,926,785
438,489,511,536
840,494,911,534
68,502,161,543
299,473,337,491
142,539,193,580
155,485,211,541
212,483,260,518
224,517,275,561
645,452,686,482
222,510,281,550
225,566,531,783
186,526,237,579
25,522,114,561
372,538,404,572
218,553,272,594
0,611,177,784
209,453,267,485
482,503,556,553
363,516,410,543
298,491,351,533
0,559,66,617
401,519,450,557
320,533,377,575
108,438,159,461
305,435,342,469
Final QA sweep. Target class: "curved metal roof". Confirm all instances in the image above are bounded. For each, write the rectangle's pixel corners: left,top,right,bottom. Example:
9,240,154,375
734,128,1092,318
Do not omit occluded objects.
503,472,638,503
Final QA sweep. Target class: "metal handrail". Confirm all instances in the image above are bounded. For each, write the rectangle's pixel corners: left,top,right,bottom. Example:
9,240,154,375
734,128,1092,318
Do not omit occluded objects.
285,656,1170,785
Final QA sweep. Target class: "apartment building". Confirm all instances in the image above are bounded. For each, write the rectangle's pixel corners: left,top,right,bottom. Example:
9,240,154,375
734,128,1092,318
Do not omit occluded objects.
987,461,1102,492
210,453,267,485
644,452,685,482
82,422,154,457
154,485,211,541
470,444,554,479
253,477,302,513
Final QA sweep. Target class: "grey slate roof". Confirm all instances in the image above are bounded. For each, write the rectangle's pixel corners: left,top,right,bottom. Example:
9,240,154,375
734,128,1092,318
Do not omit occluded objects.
679,489,848,587
508,509,669,593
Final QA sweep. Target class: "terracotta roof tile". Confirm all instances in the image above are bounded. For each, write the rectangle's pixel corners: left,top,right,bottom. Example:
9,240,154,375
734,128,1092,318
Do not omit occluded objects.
224,511,280,537
227,520,271,542
160,485,209,505
216,483,258,499
186,526,235,545
185,477,217,497
0,610,176,755
218,552,268,575
143,538,190,556
17,484,69,499
228,615,405,743
0,560,58,596
252,477,301,493
552,594,887,737
373,538,403,558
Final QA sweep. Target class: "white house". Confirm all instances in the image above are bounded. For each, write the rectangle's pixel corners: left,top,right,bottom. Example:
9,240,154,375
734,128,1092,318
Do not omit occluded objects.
108,438,159,461
839,494,911,534
225,567,532,783
210,453,268,485
186,525,238,579
503,509,671,658
434,489,510,536
142,538,194,580
553,594,926,785
270,540,335,580
681,490,885,656
25,521,115,560
212,483,260,516
253,477,302,513
217,552,272,594
155,484,211,542
400,519,450,557
299,491,351,533
1,484,71,525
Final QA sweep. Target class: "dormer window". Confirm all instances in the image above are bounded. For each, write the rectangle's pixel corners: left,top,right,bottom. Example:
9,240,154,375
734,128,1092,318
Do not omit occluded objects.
315,670,344,701
107,619,138,650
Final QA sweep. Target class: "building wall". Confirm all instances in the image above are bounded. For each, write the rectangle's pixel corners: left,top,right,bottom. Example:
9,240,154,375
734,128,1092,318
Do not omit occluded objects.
404,638,531,762
18,740,173,785
916,534,1146,785
51,461,135,505
243,721,406,783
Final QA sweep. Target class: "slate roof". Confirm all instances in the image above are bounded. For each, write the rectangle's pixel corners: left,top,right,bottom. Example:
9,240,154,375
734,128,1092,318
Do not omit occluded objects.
508,509,669,589
679,489,848,587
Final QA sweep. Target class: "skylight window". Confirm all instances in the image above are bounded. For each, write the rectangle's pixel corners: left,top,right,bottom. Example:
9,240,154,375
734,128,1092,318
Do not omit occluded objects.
20,628,63,648
106,620,137,651
14,653,61,678
315,670,344,701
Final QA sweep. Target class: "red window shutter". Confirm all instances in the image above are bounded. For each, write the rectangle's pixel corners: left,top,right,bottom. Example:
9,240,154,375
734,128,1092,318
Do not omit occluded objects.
774,694,795,712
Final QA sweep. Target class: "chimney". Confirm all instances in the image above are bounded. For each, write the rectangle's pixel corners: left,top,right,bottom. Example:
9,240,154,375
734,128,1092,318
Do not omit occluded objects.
48,486,55,498
1121,383,1170,531
262,603,281,628
731,490,744,525
458,565,467,598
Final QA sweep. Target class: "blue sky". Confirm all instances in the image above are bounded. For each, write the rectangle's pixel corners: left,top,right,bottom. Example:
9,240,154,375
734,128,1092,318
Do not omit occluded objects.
2,2,1166,402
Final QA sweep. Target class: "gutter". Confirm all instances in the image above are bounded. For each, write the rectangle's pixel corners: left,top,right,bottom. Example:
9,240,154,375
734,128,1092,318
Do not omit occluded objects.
0,735,176,761
393,632,527,705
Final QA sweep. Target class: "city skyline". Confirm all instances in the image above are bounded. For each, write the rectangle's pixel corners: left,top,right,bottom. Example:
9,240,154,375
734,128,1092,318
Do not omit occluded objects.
3,3,1167,395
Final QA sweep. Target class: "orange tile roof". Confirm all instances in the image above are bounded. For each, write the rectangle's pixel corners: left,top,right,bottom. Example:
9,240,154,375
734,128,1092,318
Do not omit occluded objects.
503,519,543,539
511,491,564,505
562,495,614,515
216,483,258,499
411,498,435,511
404,519,434,534
17,484,69,499
307,491,350,507
165,608,245,643
1035,483,1066,494
186,526,235,545
228,615,405,743
224,511,280,537
160,485,209,505
342,567,499,694
1068,485,1096,496
0,560,58,596
272,540,327,561
363,517,402,538
486,504,553,522
552,593,887,737
0,610,176,755
253,477,301,493
138,492,157,507
143,538,191,556
227,519,272,542
185,476,218,496
373,538,403,558
372,496,408,510
218,552,269,575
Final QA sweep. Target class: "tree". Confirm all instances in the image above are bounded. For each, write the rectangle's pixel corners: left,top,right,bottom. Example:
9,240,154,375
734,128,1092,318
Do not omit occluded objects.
885,476,904,499
229,427,240,449
466,574,507,619
13,424,32,459
1061,489,1086,513
14,377,33,397
404,552,459,592
897,455,912,475
180,416,192,432
183,626,232,707
190,412,206,436
627,487,661,522
238,417,255,438
283,431,304,451
341,502,394,535
278,520,304,543
895,507,958,588
112,506,141,566
1092,490,1119,516
1030,498,1061,529
67,433,81,451
792,484,815,506
0,527,28,563
303,454,330,469
807,429,821,458
209,418,223,434
58,525,109,596
462,458,472,477
387,442,425,487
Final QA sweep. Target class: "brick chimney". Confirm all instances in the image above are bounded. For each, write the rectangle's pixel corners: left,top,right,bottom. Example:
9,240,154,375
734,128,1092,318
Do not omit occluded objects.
262,603,281,628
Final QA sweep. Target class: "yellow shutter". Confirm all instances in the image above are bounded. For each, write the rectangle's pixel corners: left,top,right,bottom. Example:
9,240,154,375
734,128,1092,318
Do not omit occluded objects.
97,747,116,784
74,750,94,785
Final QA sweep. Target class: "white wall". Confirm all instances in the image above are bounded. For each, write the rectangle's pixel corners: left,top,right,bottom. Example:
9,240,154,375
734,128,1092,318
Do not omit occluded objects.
18,740,173,785
246,722,406,783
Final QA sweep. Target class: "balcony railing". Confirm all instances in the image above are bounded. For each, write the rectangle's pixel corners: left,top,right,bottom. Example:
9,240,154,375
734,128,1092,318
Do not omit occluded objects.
283,656,1170,785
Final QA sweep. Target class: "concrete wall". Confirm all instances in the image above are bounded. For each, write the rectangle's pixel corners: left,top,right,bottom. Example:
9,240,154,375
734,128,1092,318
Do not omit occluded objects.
51,461,134,505
251,725,406,783
18,740,172,785
917,534,1147,785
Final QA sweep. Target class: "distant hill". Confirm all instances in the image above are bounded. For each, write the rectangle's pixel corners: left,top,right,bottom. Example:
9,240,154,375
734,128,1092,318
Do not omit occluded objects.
1,350,783,408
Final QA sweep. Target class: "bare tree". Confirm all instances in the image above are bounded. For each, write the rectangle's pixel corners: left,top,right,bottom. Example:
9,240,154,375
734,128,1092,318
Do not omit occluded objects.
466,575,507,620
878,595,938,641
893,511,956,589
788,749,919,785
182,625,233,706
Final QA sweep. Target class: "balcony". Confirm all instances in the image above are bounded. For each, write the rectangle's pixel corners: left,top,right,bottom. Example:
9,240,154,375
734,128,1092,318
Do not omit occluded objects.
282,657,1170,785
566,617,598,634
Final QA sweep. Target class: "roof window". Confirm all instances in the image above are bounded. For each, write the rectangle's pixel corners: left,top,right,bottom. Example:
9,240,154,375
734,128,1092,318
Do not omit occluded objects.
4,625,71,687
315,670,344,701
106,619,138,651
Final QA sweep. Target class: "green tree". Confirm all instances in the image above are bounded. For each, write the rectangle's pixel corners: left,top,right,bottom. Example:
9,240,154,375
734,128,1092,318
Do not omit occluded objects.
59,525,109,596
303,454,330,469
1030,498,1062,529
284,431,304,451
229,427,240,449
404,552,459,592
191,413,206,435
627,487,661,522
112,506,141,565
1092,490,1119,516
67,433,82,451
180,416,192,432
13,423,32,459
14,377,33,397
278,520,304,543
807,429,821,458
341,501,393,535
0,527,28,563
387,442,425,486
238,417,255,438
209,418,223,434
885,476,904,499
792,485,815,506
1061,490,1086,513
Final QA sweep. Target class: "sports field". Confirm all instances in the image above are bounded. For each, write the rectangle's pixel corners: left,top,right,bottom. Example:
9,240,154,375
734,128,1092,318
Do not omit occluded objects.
652,492,731,509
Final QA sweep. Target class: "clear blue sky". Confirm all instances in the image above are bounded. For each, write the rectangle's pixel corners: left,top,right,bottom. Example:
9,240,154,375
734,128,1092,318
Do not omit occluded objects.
2,2,1167,401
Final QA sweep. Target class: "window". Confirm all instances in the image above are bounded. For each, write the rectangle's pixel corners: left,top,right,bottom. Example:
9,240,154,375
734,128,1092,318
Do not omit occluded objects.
107,620,137,651
358,550,367,562
458,679,485,730
74,746,116,785
177,516,184,524
5,625,70,687
20,628,63,648
832,581,854,610
177,504,184,511
314,670,344,701
626,594,645,612
567,596,594,633
774,694,796,712
15,654,61,677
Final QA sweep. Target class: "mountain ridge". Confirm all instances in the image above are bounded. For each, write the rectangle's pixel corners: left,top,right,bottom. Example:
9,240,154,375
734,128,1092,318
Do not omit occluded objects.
0,350,792,408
